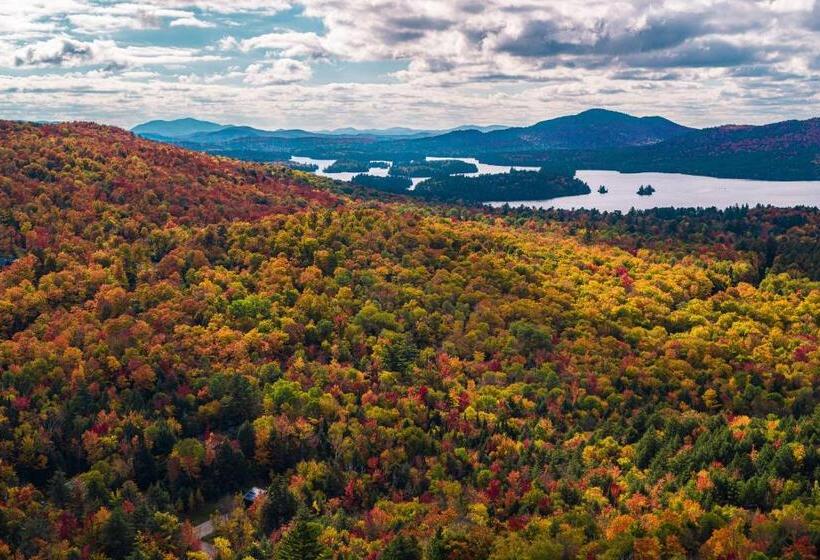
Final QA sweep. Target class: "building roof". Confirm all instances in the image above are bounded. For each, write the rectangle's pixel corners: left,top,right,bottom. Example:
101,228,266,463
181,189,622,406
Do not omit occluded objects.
243,487,266,502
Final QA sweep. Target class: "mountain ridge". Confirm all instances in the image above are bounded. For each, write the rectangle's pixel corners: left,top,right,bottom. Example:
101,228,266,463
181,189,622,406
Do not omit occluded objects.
128,110,820,181
394,108,696,153
132,108,697,153
131,117,228,138
132,119,511,141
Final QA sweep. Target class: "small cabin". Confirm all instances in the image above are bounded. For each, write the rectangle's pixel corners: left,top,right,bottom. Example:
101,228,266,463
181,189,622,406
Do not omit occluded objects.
243,487,266,507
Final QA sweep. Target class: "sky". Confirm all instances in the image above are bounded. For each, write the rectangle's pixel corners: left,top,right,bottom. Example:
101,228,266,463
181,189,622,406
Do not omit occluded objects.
0,0,818,130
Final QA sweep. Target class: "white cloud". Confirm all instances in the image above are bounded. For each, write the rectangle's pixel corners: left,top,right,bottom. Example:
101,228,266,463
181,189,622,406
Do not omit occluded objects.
169,16,216,28
13,37,94,67
243,58,313,84
0,0,817,128
234,31,327,59
12,37,224,69
148,0,292,13
67,12,161,33
217,36,241,50
65,4,198,33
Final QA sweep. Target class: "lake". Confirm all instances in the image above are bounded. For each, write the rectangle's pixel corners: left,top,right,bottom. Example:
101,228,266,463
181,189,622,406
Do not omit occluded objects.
291,156,820,210
491,170,820,211
290,156,391,183
426,156,540,177
290,155,539,189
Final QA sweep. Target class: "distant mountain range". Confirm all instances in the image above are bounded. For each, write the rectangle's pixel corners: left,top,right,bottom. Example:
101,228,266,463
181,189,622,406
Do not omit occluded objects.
132,119,509,142
132,119,320,143
318,125,509,137
131,109,820,181
385,109,694,154
132,118,227,138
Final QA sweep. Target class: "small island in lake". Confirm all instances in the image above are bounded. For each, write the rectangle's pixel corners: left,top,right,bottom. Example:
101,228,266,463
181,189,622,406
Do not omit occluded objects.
280,161,319,172
389,159,479,177
324,159,377,173
637,184,656,196
598,185,608,194
414,169,590,202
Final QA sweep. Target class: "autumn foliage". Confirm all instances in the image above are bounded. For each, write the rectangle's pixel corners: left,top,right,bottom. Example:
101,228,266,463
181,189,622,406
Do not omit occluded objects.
0,122,817,560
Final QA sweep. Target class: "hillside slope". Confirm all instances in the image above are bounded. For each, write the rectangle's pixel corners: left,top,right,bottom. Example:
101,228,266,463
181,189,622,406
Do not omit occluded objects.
614,117,820,179
0,122,817,560
489,117,820,180
0,121,337,255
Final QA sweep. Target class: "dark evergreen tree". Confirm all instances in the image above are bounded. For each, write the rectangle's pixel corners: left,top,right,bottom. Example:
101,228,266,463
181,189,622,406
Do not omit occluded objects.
274,513,327,560
382,534,422,560
133,441,158,489
383,331,418,376
237,421,255,458
428,528,446,560
262,476,297,533
210,441,247,493
100,507,135,559
47,470,71,507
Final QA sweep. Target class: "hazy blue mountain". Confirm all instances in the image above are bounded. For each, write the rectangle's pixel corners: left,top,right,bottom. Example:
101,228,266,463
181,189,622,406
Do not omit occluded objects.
318,124,509,137
447,124,509,133
132,118,512,142
132,118,227,138
394,109,695,154
320,127,432,137
183,126,320,143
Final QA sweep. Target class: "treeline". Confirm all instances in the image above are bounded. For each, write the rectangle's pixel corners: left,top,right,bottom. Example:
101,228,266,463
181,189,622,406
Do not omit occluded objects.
351,173,413,193
324,160,388,173
389,159,478,177
414,169,591,202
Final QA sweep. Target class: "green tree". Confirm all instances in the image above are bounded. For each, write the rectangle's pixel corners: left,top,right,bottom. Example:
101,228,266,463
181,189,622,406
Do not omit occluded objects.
274,514,327,560
100,507,135,559
383,331,419,375
262,476,297,533
237,420,256,458
47,469,71,507
382,534,422,560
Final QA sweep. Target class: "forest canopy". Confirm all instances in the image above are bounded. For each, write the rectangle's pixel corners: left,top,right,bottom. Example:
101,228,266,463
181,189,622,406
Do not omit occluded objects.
0,121,817,560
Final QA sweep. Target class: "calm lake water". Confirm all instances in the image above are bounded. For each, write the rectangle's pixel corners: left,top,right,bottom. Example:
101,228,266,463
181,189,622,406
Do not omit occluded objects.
291,156,820,210
290,155,539,189
492,170,820,211
426,156,540,176
290,156,391,183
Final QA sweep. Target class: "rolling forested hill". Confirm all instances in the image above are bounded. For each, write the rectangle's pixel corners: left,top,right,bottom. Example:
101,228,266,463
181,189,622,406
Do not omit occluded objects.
493,118,820,180
0,121,817,560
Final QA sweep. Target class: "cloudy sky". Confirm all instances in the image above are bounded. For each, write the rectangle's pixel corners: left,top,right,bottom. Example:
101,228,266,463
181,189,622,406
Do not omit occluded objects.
1,0,818,130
